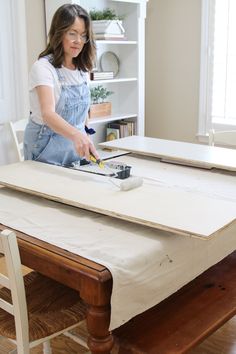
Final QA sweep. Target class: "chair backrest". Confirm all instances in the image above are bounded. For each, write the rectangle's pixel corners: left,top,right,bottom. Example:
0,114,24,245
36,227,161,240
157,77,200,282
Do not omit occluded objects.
0,229,30,352
208,129,236,147
8,119,28,162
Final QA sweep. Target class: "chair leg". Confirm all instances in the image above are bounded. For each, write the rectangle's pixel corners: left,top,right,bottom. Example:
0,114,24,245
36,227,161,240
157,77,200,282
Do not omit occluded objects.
43,340,52,354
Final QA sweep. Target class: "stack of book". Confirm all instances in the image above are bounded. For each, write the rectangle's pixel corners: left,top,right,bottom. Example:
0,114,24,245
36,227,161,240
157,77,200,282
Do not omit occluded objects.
92,20,126,40
106,120,135,141
94,33,126,40
90,71,114,80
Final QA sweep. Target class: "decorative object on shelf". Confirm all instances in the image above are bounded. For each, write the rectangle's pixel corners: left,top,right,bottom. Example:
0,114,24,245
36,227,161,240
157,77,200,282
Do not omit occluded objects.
89,103,112,118
90,71,114,80
90,8,125,40
100,51,120,78
90,85,113,104
90,8,123,21
106,127,120,141
89,85,114,118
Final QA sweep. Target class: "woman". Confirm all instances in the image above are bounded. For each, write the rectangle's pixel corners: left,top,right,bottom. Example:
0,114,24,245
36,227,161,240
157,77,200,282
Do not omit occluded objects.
24,4,99,166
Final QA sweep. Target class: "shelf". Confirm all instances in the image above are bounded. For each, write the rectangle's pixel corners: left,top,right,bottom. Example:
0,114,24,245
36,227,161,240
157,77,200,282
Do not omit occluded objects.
111,0,145,3
89,78,137,84
88,113,137,125
95,40,137,45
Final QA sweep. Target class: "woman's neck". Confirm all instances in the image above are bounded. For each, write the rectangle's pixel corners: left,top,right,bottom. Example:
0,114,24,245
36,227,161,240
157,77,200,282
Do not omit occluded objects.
63,59,75,70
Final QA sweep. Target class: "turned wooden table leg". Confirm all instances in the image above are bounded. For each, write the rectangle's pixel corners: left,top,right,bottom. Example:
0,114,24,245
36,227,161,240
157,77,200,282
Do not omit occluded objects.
86,304,114,354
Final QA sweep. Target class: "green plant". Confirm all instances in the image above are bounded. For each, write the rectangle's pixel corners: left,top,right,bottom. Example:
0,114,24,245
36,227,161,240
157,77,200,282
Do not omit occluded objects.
90,85,114,104
89,8,123,21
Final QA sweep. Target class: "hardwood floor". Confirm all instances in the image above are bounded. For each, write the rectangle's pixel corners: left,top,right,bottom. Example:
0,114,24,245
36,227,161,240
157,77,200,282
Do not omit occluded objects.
190,317,236,354
0,317,235,353
0,324,90,353
40,317,236,354
0,258,235,353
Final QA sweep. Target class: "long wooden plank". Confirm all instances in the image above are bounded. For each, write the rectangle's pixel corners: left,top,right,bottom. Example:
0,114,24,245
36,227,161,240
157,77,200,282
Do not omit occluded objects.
0,160,236,238
99,135,236,171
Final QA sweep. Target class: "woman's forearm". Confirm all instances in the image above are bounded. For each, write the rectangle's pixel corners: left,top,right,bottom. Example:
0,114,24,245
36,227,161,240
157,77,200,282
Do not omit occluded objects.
42,110,79,140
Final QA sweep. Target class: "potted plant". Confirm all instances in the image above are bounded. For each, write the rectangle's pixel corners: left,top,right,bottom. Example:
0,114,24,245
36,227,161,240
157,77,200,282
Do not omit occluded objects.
90,8,125,40
90,8,122,21
89,85,114,118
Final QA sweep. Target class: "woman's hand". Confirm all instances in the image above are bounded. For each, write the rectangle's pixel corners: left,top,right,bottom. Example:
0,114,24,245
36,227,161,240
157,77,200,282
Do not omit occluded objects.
71,130,99,161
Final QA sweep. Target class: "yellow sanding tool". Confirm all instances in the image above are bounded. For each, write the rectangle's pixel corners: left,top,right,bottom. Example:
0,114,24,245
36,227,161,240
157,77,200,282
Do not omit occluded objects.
90,155,104,168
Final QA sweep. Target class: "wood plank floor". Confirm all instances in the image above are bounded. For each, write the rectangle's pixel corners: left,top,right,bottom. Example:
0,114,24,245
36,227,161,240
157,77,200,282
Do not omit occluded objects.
0,258,235,353
189,316,236,354
0,317,235,353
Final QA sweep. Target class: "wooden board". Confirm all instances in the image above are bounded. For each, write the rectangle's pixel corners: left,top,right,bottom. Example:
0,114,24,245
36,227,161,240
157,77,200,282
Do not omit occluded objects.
0,160,236,239
99,135,236,172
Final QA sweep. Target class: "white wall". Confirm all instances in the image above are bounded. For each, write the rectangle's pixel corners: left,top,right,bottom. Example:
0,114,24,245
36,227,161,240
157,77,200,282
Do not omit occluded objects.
145,0,201,143
25,0,46,70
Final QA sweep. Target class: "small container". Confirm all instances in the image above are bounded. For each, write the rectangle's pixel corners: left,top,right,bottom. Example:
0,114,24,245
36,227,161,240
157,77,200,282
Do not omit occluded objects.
105,161,131,179
115,165,131,179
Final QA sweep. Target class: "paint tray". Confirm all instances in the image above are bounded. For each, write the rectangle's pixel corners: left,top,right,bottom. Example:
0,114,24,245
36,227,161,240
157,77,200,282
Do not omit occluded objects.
70,160,131,179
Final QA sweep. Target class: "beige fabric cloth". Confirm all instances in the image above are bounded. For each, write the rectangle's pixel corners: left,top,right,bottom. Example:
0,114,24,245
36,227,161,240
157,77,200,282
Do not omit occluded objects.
0,186,235,330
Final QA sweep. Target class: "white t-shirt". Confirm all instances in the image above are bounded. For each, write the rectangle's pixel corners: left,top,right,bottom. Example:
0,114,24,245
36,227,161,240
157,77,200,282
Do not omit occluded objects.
29,56,89,124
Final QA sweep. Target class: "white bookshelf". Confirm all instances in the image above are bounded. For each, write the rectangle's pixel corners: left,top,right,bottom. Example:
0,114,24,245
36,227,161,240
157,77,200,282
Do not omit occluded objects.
45,0,147,148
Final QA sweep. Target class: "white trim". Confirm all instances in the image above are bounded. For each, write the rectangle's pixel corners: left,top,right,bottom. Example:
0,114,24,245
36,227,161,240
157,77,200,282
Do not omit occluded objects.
137,0,146,136
196,134,209,144
10,0,29,120
198,0,215,137
0,2,16,123
212,120,236,131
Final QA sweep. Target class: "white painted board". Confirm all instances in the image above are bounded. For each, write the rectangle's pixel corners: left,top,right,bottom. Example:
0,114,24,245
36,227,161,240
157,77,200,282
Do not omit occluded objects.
0,159,236,239
99,135,236,171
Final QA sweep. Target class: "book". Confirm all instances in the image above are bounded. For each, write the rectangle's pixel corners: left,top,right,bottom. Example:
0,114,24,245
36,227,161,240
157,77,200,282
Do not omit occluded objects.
90,71,114,80
108,120,136,138
94,34,126,40
127,121,135,135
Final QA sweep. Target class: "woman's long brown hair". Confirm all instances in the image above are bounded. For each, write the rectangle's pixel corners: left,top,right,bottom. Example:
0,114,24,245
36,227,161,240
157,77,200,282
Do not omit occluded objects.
39,4,96,71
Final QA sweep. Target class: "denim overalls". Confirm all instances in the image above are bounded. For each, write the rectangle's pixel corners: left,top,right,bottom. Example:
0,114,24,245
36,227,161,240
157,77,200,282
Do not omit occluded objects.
24,68,90,166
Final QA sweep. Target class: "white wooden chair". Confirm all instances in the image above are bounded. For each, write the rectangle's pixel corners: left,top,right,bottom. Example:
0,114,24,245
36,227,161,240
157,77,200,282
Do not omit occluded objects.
8,119,28,162
0,229,88,354
208,129,236,147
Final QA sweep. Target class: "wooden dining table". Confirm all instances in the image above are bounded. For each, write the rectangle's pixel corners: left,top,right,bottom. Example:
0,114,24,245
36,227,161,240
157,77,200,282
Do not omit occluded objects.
0,222,114,354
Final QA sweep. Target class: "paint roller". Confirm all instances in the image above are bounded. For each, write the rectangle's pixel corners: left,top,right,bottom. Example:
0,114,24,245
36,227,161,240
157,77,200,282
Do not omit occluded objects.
111,176,143,191
90,155,143,191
